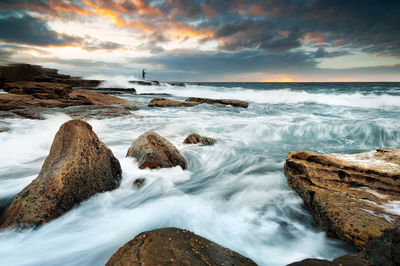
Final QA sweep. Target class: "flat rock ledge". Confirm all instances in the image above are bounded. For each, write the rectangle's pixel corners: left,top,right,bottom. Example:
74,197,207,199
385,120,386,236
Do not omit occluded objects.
106,227,256,266
148,97,249,108
0,120,122,229
184,133,216,145
126,131,187,170
185,97,249,108
284,148,400,249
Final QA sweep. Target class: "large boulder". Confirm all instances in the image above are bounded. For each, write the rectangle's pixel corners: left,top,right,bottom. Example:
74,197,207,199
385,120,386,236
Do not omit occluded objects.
185,97,249,108
183,133,216,145
284,148,400,248
126,131,187,170
148,97,200,107
0,120,122,228
106,227,256,266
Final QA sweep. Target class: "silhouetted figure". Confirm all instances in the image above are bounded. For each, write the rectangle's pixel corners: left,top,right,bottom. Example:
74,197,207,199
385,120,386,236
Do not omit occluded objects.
0,72,5,90
142,69,146,80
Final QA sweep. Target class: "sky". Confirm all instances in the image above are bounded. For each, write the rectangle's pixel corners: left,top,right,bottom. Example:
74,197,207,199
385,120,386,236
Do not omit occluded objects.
0,0,399,82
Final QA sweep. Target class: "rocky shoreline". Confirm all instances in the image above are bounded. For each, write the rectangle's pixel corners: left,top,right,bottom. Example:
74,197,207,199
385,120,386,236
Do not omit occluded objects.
0,64,399,265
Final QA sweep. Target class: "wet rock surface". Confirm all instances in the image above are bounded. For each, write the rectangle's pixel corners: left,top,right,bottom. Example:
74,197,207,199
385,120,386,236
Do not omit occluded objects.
148,97,200,107
364,227,400,266
288,253,369,266
0,120,122,228
126,131,187,170
185,97,249,108
0,64,100,87
284,148,400,248
106,227,256,266
89,88,137,94
183,133,216,145
4,81,72,99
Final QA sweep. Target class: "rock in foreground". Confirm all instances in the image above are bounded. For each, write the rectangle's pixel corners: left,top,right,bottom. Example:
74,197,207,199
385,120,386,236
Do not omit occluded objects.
284,148,400,248
0,120,122,228
126,131,186,170
184,133,216,145
288,253,369,266
185,97,249,108
106,227,256,266
364,227,400,266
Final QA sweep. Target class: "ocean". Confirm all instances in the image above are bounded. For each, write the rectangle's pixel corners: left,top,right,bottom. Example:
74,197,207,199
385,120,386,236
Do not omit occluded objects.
0,82,399,265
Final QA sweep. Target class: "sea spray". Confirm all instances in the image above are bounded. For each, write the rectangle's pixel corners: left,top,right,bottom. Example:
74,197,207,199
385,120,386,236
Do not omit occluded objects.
0,82,399,265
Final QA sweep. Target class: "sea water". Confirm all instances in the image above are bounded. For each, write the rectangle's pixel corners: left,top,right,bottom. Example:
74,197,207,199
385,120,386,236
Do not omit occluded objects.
0,82,399,266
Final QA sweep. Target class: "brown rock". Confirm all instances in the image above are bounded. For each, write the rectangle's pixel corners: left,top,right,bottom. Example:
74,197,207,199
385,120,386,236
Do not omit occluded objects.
126,131,187,170
0,64,100,87
288,253,369,266
4,81,72,99
68,89,128,106
106,227,257,266
185,97,249,108
183,133,216,145
0,120,122,228
284,149,400,249
148,97,200,107
12,110,42,120
0,93,73,111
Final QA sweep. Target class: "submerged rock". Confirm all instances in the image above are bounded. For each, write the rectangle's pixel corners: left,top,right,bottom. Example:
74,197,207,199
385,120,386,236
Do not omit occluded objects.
148,97,200,107
133,178,145,188
0,120,122,228
126,131,186,170
284,148,400,248
89,88,137,95
183,133,216,145
185,97,249,108
129,80,160,86
106,227,256,266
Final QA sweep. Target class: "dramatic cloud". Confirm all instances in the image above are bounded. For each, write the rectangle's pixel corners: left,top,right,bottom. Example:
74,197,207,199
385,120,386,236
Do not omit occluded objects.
0,12,80,46
0,0,398,81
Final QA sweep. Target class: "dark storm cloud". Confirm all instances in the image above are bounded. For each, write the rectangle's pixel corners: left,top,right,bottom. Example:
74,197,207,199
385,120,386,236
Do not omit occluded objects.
0,12,80,46
134,49,315,75
215,20,301,51
314,47,351,58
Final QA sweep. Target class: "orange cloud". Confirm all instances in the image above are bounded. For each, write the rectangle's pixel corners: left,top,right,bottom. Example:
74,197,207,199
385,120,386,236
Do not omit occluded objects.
302,32,325,44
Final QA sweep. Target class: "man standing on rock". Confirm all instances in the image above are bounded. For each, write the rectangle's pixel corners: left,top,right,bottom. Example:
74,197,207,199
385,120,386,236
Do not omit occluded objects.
142,69,146,80
0,72,5,89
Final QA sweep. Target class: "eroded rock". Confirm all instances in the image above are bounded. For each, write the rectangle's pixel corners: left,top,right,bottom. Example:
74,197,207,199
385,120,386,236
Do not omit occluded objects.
126,131,186,170
284,149,400,248
0,120,122,228
4,81,72,99
183,133,216,145
106,227,256,266
185,97,249,108
148,97,200,107
364,227,400,266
